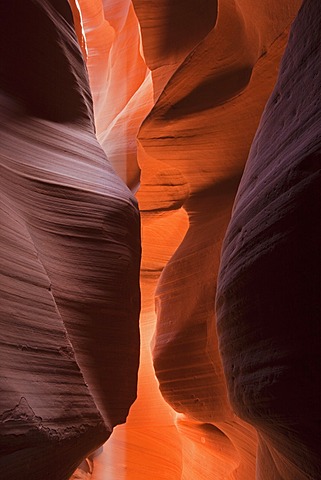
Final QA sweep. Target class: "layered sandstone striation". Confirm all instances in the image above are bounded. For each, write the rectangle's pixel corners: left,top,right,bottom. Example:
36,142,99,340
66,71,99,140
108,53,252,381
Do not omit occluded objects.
74,0,305,478
135,1,301,478
216,1,321,478
0,1,140,478
2,0,319,479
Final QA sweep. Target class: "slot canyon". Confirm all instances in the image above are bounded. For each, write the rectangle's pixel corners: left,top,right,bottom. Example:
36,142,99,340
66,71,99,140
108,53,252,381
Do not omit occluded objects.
0,0,320,479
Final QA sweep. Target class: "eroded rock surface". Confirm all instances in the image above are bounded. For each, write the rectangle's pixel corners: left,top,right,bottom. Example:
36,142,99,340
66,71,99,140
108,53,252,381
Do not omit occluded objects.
217,1,321,478
2,0,320,479
136,1,301,478
77,0,153,191
0,1,140,478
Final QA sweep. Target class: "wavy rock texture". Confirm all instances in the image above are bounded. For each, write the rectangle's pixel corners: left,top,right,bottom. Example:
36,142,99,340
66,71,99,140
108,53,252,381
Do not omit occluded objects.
2,0,318,479
0,1,140,479
134,1,301,479
69,1,307,479
216,1,321,478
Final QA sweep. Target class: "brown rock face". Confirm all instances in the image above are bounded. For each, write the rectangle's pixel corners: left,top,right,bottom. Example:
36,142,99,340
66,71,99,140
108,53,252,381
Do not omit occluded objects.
216,1,321,478
2,0,320,479
0,1,140,478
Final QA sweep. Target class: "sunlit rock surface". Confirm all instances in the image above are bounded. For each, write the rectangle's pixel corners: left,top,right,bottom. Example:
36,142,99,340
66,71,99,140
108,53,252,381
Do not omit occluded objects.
2,0,319,479
0,1,140,478
134,1,301,479
77,0,153,191
69,1,307,479
216,1,321,478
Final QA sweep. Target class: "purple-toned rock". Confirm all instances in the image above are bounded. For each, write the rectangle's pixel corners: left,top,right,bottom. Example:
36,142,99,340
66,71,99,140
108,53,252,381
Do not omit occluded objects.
0,1,141,478
217,1,321,478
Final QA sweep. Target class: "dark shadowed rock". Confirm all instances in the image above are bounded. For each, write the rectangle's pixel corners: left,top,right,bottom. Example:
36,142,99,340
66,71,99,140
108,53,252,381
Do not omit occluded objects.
217,1,321,478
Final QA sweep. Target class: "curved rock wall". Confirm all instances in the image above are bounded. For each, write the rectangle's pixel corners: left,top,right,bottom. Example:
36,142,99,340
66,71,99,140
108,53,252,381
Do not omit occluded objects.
216,1,321,478
72,0,305,479
77,0,153,191
2,1,319,479
134,1,301,478
0,2,141,478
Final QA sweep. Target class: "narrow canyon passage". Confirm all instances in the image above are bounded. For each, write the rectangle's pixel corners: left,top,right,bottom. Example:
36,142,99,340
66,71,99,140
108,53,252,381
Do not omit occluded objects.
1,1,320,479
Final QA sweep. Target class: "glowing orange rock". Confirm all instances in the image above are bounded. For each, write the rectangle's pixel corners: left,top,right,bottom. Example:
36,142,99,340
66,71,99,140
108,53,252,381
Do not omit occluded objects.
77,0,153,191
134,1,301,478
70,0,304,478
3,0,317,479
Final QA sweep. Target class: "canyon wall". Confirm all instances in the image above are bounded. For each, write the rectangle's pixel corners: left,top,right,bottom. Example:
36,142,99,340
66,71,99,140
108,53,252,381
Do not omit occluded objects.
0,2,140,479
1,1,320,479
133,1,303,479
216,1,321,478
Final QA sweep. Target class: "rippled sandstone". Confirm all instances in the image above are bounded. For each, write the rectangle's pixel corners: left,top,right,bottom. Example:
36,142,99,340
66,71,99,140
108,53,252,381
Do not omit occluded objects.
217,1,321,478
0,2,140,478
2,1,320,479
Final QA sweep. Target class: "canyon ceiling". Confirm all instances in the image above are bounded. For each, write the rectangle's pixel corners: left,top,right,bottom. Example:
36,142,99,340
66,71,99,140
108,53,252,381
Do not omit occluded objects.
0,1,320,479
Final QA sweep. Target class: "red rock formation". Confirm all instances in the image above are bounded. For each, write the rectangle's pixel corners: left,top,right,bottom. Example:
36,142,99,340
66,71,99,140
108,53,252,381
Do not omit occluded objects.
132,0,218,99
67,1,304,478
134,1,301,478
3,0,320,479
72,0,305,478
77,0,153,190
0,1,140,478
216,1,321,478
